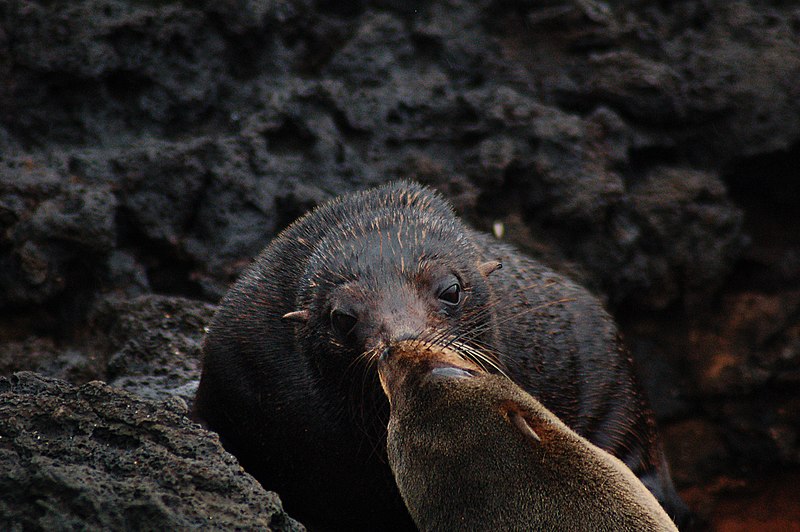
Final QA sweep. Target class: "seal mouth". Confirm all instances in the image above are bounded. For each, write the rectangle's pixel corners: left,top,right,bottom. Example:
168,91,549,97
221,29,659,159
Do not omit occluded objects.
378,339,485,405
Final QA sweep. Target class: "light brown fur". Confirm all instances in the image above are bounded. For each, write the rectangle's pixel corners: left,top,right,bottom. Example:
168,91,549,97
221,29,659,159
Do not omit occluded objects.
379,340,679,532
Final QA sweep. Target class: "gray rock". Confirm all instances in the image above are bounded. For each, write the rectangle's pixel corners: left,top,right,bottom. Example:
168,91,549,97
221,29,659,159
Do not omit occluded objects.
0,371,304,531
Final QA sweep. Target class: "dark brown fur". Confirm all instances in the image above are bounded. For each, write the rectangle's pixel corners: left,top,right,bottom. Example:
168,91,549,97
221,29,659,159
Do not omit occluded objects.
194,181,686,530
378,340,679,531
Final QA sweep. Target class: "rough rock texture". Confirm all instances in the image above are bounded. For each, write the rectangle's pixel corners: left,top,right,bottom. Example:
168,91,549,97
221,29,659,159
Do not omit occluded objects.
1,0,799,529
0,372,303,531
93,294,215,402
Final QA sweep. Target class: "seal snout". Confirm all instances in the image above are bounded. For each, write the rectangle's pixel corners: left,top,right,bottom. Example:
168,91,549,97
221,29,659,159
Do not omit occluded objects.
377,341,440,406
377,344,404,404
378,339,486,408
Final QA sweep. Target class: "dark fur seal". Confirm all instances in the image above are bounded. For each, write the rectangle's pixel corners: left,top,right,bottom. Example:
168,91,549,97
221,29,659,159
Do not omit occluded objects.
378,339,679,531
194,181,687,530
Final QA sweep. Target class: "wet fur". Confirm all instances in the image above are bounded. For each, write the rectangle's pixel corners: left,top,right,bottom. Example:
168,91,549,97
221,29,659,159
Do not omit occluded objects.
194,181,686,530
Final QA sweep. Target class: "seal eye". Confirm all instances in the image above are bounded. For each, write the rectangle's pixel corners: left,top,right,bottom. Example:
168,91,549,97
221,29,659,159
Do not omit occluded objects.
331,309,358,337
438,282,462,306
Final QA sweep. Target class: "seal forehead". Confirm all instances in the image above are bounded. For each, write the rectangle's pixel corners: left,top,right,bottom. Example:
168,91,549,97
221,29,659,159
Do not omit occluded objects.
303,205,469,291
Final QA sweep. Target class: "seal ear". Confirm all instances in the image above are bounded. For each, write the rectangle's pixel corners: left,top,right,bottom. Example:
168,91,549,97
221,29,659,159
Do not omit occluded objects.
478,260,502,277
282,310,310,322
508,409,541,444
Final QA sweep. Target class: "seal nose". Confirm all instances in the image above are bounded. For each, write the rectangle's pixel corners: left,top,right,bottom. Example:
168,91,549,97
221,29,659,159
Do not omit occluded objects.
377,287,427,345
379,320,423,345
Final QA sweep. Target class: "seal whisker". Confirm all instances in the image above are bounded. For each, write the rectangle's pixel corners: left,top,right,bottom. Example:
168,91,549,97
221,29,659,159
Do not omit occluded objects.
456,297,577,344
407,328,510,380
458,279,557,320
453,341,509,378
454,279,564,330
420,326,452,349
344,348,392,465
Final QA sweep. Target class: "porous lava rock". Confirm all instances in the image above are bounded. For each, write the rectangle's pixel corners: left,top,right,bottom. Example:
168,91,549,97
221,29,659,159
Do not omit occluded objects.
0,371,303,531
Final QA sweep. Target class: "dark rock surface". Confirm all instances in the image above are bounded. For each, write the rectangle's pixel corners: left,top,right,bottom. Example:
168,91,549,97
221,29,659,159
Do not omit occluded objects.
0,372,303,531
1,0,799,529
94,294,215,402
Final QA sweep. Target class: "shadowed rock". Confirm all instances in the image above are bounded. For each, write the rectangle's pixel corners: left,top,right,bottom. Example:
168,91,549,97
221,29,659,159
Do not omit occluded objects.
0,372,303,531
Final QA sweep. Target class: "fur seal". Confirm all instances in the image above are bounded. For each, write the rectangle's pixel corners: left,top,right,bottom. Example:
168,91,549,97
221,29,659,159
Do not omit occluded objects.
378,339,679,532
194,181,687,530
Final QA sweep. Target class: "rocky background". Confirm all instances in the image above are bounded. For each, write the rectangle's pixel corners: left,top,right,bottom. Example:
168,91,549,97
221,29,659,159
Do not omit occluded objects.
1,0,798,529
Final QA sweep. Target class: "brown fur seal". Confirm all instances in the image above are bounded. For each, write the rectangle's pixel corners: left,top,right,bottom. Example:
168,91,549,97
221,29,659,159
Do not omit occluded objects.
378,339,679,532
194,181,687,530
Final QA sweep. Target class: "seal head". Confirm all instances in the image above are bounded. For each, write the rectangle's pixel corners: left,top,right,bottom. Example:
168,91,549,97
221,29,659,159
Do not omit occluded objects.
292,189,502,393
